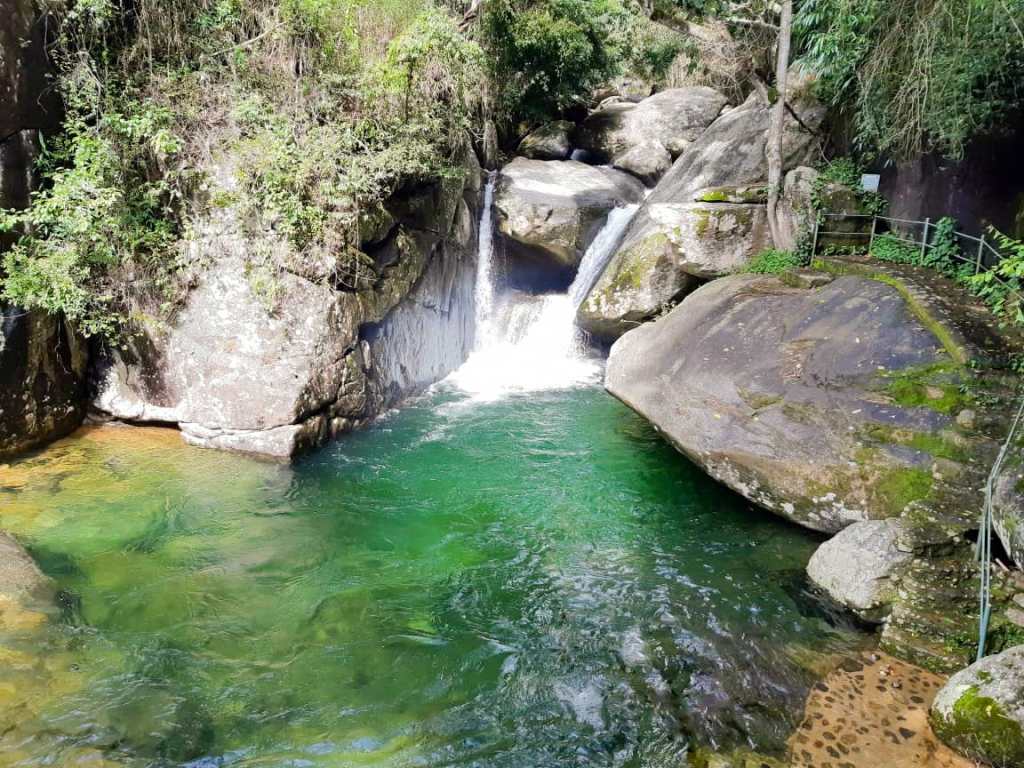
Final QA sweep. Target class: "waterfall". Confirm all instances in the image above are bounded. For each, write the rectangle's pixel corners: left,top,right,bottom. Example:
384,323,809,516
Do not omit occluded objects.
447,197,639,400
472,174,497,348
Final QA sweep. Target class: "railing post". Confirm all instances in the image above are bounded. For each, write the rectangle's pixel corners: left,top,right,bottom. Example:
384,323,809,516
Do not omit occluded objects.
869,216,877,253
976,234,986,275
811,216,819,258
921,217,931,262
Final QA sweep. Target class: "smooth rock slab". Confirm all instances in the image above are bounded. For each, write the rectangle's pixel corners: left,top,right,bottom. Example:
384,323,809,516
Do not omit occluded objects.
931,645,1024,766
518,121,574,161
807,519,913,622
0,532,52,604
605,272,974,533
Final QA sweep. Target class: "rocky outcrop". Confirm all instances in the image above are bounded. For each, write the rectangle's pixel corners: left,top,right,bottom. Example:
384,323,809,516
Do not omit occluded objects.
605,267,996,534
494,158,645,281
573,87,727,183
0,2,87,460
518,121,574,161
92,147,483,460
0,308,88,459
931,645,1024,766
807,519,913,622
578,88,826,341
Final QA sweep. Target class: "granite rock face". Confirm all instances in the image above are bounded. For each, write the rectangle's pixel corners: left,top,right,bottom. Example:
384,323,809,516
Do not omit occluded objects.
494,158,645,282
518,121,574,161
92,147,483,459
578,88,826,341
807,519,913,622
605,270,992,534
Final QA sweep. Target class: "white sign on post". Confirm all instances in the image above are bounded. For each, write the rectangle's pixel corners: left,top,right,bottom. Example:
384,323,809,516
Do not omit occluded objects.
861,174,881,193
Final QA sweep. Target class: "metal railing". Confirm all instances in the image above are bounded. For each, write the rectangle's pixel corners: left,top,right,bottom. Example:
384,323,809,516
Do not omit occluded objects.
811,212,1024,323
812,213,1006,274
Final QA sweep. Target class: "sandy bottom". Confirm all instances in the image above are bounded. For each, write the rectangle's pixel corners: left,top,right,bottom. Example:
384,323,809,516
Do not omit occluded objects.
787,651,977,768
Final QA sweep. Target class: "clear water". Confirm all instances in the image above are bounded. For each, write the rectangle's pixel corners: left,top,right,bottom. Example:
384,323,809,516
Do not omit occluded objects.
0,385,868,767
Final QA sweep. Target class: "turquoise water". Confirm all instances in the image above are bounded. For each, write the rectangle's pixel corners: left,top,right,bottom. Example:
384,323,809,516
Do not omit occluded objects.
0,385,868,766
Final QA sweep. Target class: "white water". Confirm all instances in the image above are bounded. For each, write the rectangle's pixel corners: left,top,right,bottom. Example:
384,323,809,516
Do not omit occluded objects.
447,187,639,400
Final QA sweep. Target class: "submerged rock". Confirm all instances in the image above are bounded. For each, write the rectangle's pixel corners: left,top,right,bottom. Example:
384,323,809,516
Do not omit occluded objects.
931,645,1024,766
605,268,994,533
494,158,645,279
0,532,52,606
518,121,575,161
579,87,825,341
807,519,913,622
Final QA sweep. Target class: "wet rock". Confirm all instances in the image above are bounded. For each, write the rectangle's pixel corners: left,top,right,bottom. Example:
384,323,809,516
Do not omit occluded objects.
807,520,913,622
494,158,645,276
605,270,994,533
574,87,727,169
931,645,1024,766
518,121,574,161
578,86,825,341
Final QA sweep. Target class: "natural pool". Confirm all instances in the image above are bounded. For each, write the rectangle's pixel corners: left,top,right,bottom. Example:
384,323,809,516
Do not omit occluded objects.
0,384,869,767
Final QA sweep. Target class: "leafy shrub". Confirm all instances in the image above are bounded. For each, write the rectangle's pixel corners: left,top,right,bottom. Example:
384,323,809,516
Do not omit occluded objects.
481,0,633,122
870,233,920,265
745,249,803,274
968,230,1024,326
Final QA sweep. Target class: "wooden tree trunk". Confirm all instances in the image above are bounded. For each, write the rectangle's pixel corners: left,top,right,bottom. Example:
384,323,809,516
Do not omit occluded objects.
766,0,794,251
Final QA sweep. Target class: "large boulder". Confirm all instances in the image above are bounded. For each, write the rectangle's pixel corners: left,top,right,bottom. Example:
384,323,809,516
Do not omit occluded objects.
605,268,994,534
574,87,727,184
931,645,1024,766
807,519,913,622
579,89,826,341
494,158,645,281
92,146,483,460
518,121,574,161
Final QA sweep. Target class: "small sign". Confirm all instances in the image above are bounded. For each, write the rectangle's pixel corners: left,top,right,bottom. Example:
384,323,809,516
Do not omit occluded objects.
861,174,881,193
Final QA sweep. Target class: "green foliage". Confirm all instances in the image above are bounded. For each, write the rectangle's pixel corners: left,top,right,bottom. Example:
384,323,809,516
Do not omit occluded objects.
796,0,1024,160
968,230,1024,327
481,0,633,122
870,233,919,265
1,0,481,337
744,249,803,274
0,100,188,338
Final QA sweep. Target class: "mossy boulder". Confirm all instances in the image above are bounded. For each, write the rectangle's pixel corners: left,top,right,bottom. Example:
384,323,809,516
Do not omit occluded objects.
605,272,996,533
577,202,770,340
578,89,825,342
931,645,1024,765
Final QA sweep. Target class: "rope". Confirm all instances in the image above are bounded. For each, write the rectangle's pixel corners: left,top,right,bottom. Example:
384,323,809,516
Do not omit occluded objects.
977,392,1024,661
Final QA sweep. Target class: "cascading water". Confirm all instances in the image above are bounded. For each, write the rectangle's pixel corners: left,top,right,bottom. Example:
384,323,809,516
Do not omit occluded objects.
447,185,639,400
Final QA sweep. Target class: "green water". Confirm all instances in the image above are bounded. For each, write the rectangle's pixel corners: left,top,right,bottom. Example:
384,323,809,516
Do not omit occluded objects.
0,385,867,767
